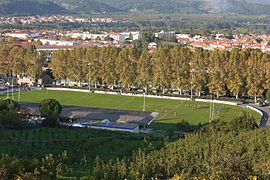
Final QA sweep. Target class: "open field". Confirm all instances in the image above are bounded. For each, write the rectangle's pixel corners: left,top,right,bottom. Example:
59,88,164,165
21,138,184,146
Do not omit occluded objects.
1,90,261,130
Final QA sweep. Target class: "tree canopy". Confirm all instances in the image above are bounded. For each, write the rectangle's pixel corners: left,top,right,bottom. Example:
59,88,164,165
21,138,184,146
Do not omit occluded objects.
0,99,20,112
39,99,62,118
51,46,270,101
89,112,265,179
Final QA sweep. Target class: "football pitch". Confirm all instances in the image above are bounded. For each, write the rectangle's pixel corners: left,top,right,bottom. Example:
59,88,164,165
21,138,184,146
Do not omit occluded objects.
1,90,261,130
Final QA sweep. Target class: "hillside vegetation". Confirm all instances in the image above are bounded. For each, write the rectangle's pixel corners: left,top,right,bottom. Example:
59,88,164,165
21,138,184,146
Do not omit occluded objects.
1,0,270,16
91,113,270,179
0,0,67,16
0,127,160,178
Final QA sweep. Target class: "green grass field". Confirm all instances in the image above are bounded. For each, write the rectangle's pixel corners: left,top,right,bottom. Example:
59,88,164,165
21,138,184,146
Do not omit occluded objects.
1,90,261,130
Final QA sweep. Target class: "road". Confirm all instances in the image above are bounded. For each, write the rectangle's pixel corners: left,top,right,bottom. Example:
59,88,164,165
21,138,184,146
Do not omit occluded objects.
250,104,270,127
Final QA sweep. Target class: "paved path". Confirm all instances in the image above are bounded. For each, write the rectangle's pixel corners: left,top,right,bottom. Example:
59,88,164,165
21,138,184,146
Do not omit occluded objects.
249,104,270,127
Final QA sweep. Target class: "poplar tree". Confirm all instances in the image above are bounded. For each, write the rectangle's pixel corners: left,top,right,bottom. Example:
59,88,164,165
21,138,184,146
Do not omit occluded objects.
227,49,244,98
207,50,228,97
170,47,191,95
116,48,138,88
51,50,70,84
136,50,153,91
85,47,101,88
100,47,120,88
152,48,172,93
191,48,209,96
246,51,266,102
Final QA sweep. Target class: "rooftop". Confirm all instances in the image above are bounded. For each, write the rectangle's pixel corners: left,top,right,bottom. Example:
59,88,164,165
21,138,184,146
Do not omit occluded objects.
19,102,158,126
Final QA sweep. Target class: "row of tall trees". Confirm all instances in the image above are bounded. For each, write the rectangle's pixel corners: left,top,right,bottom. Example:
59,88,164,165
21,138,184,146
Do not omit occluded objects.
1,44,270,100
0,44,45,79
51,46,270,100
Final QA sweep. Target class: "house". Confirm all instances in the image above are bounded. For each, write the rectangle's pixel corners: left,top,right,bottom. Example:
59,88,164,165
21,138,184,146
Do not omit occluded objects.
5,32,39,39
148,42,158,51
38,39,77,46
108,32,124,41
35,45,93,51
189,42,212,50
176,34,190,38
65,31,107,40
17,76,36,86
35,45,75,51
155,30,175,38
118,32,141,40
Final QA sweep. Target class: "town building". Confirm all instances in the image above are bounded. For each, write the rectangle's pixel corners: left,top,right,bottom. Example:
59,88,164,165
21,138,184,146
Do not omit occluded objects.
155,30,175,38
5,32,39,39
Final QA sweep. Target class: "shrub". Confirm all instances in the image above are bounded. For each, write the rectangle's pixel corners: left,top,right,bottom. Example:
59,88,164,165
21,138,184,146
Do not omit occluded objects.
0,99,20,112
39,99,62,118
39,99,62,127
230,111,258,131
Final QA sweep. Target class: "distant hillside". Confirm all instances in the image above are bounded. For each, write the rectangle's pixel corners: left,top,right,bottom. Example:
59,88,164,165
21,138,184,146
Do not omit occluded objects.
1,0,270,16
210,0,270,15
0,0,67,16
99,0,207,14
85,0,270,15
246,0,270,5
52,0,123,14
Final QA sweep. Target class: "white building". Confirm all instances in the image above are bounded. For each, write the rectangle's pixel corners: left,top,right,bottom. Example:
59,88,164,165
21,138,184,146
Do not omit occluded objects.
71,121,140,133
35,45,75,51
38,39,77,46
65,31,107,40
155,30,175,38
108,32,141,41
88,33,108,40
108,32,124,41
119,32,141,40
148,42,158,51
176,34,190,38
17,76,36,86
5,32,39,39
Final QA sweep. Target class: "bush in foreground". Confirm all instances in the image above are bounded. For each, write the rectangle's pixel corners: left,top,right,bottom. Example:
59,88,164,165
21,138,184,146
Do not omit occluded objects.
0,153,71,180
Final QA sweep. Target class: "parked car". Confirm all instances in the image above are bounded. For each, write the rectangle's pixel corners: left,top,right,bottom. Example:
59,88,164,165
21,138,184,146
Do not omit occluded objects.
258,102,268,107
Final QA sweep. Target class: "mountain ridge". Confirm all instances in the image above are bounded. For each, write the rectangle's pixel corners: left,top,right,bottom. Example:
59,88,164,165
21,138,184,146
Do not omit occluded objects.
0,0,270,16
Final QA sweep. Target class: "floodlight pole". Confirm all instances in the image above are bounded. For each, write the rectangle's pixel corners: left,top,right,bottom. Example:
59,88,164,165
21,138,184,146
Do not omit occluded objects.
209,93,212,122
190,70,194,100
6,72,9,99
143,93,146,112
11,76,14,100
191,82,193,100
18,86,21,102
88,63,91,92
209,93,215,121
6,84,9,99
212,95,215,119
